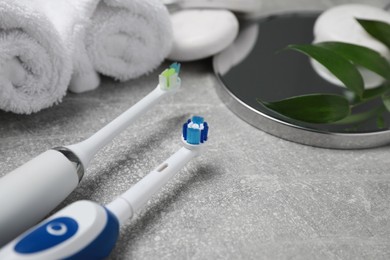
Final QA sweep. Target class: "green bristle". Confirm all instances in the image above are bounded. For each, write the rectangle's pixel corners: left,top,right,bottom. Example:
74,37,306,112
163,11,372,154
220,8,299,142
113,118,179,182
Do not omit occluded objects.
161,68,176,88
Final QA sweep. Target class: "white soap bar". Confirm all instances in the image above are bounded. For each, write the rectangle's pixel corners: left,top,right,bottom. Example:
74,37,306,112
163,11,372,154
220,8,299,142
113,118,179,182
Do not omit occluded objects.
313,4,390,88
168,9,239,61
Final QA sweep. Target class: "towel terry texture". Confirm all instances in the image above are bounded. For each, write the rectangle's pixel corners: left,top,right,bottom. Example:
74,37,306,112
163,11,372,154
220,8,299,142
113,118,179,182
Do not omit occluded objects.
0,0,172,113
0,0,75,114
70,0,173,93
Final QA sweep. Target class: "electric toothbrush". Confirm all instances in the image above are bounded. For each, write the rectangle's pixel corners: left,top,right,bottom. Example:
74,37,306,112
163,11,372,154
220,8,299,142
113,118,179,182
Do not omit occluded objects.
0,116,209,260
0,63,181,246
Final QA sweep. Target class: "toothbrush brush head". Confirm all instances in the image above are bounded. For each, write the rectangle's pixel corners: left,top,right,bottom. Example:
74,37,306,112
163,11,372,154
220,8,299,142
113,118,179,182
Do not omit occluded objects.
182,116,209,145
159,62,181,91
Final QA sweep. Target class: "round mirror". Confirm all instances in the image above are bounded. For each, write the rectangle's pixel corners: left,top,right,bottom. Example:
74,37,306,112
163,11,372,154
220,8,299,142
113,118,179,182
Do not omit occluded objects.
213,12,390,149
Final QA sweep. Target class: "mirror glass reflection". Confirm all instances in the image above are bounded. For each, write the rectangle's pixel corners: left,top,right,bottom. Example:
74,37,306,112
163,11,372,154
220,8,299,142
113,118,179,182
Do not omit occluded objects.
214,13,390,134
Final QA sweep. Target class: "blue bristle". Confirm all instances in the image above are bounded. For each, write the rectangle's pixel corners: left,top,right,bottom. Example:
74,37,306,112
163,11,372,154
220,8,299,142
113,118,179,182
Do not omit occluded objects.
183,117,208,145
187,128,201,145
192,116,204,125
170,62,181,74
182,122,188,140
203,122,209,141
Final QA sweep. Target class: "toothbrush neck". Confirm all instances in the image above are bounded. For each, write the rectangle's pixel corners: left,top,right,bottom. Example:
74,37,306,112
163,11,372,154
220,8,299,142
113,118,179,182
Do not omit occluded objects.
106,146,199,224
66,86,166,167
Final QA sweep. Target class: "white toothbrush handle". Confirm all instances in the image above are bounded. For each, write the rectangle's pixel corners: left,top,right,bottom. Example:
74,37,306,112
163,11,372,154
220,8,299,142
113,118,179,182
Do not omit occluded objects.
0,65,181,247
106,147,198,224
66,86,167,168
0,150,80,246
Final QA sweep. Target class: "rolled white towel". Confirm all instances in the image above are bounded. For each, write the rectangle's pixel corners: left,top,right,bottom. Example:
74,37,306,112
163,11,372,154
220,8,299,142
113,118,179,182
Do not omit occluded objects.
70,0,173,93
0,0,75,114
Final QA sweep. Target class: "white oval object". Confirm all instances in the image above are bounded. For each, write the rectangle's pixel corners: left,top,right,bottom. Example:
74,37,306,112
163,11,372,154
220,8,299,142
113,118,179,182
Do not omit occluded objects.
313,4,390,88
168,9,239,61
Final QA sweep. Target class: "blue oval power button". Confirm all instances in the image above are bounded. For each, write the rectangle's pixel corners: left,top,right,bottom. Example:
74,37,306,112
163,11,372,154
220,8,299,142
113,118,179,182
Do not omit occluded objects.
15,217,78,254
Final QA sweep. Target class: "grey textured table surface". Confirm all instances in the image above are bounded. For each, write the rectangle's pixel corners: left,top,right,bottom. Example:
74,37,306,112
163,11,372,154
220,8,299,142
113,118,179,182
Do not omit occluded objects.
1,0,390,259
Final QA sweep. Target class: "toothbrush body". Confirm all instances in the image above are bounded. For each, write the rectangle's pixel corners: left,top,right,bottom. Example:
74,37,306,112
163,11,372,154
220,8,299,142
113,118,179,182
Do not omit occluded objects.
0,201,119,260
0,117,209,260
0,63,181,246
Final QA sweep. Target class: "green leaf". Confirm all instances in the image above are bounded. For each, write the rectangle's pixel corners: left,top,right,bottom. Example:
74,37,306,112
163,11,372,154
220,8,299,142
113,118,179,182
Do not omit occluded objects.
258,94,350,124
377,113,385,129
382,89,390,112
334,105,385,125
363,83,390,100
287,44,364,97
357,19,390,49
349,83,390,106
317,41,390,80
